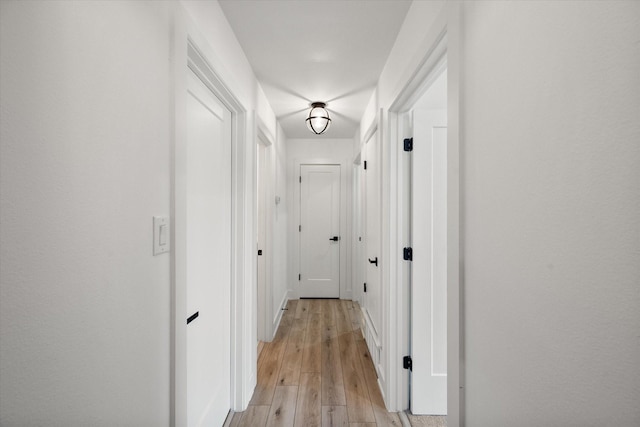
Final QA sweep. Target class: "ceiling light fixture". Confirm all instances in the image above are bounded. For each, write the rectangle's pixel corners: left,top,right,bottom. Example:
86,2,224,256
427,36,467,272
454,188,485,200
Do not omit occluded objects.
306,102,331,135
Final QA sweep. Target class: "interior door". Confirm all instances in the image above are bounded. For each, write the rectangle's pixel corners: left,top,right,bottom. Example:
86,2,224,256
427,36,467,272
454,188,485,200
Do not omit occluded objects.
185,69,232,426
410,109,447,415
257,141,267,341
299,164,340,298
363,131,381,338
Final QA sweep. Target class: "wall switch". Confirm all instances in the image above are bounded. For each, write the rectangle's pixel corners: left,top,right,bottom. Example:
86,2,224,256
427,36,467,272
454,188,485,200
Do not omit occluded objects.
153,216,170,255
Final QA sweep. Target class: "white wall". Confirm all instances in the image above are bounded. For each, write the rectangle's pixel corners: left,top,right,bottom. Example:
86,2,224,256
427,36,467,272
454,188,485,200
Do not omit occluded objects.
366,0,640,424
0,0,280,424
461,2,640,425
286,138,355,299
0,1,172,425
272,123,289,322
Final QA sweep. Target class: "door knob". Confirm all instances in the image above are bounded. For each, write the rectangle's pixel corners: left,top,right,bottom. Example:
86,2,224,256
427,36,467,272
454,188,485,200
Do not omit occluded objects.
368,257,378,266
329,236,340,241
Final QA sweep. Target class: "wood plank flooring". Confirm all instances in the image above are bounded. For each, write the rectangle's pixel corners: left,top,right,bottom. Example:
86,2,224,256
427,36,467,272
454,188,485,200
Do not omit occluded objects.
228,299,443,427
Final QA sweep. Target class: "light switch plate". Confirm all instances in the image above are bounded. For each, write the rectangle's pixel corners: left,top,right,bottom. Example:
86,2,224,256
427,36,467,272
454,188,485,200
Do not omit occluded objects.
153,216,170,255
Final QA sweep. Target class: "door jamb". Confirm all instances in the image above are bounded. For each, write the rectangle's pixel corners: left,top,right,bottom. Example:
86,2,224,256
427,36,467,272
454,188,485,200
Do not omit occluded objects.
386,3,462,425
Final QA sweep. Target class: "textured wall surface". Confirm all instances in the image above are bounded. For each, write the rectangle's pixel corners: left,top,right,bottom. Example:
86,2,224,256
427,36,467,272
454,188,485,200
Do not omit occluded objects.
0,1,172,425
461,2,640,425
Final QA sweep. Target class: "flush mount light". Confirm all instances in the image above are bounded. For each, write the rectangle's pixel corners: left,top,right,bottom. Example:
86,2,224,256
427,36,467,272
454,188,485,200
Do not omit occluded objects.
306,102,331,135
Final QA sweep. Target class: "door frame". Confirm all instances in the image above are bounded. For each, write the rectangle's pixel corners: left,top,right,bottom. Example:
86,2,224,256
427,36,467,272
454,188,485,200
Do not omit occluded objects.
171,11,253,426
292,158,350,300
386,4,462,425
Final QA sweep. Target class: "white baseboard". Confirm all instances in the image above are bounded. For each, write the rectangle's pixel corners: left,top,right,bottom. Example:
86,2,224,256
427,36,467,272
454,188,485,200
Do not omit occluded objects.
270,293,289,341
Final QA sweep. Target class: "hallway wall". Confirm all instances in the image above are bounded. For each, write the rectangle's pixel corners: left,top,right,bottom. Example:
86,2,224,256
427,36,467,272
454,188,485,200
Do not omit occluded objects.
272,123,289,323
364,0,640,425
459,2,640,425
0,2,173,425
0,0,279,424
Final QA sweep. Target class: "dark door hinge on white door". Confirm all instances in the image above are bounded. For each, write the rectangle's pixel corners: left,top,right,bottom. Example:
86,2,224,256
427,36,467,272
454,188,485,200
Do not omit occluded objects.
364,282,367,292
364,160,367,170
299,225,301,232
403,247,412,261
298,274,301,281
404,137,413,152
403,355,412,370
299,176,301,183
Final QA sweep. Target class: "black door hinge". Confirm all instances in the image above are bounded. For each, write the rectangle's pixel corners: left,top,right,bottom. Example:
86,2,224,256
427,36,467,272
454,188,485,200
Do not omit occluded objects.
404,138,413,152
403,247,413,261
364,282,367,292
403,355,412,371
258,249,263,256
298,274,301,281
364,160,367,170
299,176,302,183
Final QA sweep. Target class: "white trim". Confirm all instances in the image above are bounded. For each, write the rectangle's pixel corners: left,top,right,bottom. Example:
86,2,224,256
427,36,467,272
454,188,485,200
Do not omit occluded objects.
292,158,350,300
385,3,462,426
398,411,412,427
170,8,254,426
270,294,289,340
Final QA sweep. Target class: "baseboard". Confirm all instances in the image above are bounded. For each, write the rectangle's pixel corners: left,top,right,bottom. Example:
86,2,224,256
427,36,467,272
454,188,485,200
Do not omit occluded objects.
398,411,412,427
270,293,289,340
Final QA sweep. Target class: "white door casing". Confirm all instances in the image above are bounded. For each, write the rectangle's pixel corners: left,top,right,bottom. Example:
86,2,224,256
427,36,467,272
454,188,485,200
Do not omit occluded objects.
410,109,447,415
299,164,341,298
185,69,232,426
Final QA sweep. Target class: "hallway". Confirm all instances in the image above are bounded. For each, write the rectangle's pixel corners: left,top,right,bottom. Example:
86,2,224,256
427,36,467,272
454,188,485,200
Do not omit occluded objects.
2,2,638,426
226,299,444,426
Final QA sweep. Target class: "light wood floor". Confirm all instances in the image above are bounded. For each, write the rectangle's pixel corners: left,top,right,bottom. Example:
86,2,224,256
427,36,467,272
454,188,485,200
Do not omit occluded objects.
225,299,446,427
226,299,399,426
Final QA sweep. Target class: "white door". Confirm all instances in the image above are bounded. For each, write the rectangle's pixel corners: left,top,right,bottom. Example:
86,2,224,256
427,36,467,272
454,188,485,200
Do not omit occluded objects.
257,141,267,341
299,164,340,298
363,131,382,338
186,69,232,426
410,109,447,415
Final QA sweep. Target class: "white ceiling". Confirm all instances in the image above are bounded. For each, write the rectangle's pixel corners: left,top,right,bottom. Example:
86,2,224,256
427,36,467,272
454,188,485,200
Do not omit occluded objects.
219,0,412,139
